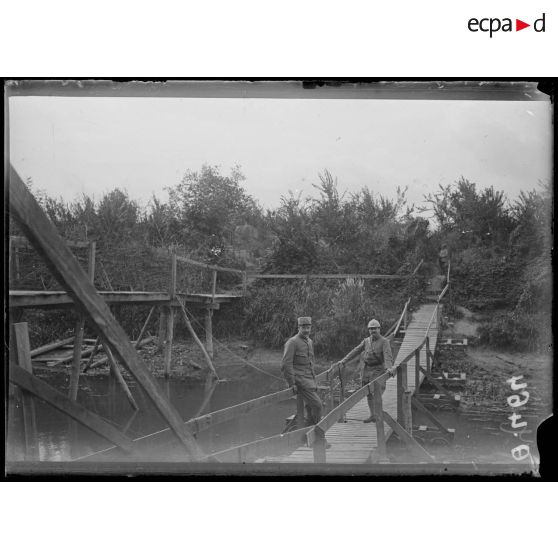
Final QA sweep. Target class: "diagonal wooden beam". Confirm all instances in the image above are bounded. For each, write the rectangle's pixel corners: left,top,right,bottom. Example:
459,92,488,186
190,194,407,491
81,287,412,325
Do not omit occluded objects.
382,411,433,461
9,165,203,460
10,362,135,453
419,365,454,398
411,397,452,434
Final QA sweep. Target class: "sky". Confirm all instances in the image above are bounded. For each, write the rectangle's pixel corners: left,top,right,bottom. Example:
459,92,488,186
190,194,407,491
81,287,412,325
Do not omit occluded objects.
8,95,552,218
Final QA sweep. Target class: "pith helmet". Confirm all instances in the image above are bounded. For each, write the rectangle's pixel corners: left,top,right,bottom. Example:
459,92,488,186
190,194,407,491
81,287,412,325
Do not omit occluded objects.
298,316,312,326
367,319,381,329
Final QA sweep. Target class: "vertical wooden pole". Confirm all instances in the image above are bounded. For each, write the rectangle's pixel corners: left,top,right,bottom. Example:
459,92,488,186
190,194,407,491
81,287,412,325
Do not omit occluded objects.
163,309,175,378
14,322,38,460
88,241,96,284
373,383,387,460
398,362,409,428
242,271,247,296
296,391,305,429
403,389,413,433
205,308,214,359
312,427,327,463
69,241,96,400
157,307,166,353
396,365,403,423
164,253,177,379
415,349,420,395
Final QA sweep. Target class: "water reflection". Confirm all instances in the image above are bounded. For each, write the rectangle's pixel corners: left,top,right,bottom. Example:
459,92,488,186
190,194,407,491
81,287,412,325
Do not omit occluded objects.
8,366,290,462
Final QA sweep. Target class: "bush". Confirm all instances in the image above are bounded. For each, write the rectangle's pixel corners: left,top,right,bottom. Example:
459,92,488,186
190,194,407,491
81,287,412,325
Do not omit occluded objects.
477,310,551,352
238,278,407,358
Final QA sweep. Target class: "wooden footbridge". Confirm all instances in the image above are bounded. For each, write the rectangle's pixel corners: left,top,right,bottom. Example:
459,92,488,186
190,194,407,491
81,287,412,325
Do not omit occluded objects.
7,164,458,468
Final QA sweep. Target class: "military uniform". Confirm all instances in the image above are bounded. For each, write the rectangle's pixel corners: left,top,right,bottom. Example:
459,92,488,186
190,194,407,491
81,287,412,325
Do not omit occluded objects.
281,332,323,425
341,334,393,417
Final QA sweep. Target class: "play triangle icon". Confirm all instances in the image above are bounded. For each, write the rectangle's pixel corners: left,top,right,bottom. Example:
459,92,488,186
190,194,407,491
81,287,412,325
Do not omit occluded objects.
516,19,530,31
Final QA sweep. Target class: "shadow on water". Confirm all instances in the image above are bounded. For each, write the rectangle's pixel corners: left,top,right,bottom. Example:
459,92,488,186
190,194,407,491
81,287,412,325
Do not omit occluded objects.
11,364,293,462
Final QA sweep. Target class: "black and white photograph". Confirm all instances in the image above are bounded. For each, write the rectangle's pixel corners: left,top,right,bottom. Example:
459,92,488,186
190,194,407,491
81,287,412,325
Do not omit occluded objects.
5,80,553,477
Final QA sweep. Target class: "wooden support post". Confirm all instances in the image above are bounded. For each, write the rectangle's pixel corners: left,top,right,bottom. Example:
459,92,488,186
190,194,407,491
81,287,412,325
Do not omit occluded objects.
177,301,219,381
68,249,94,400
403,389,413,433
9,166,203,459
103,343,139,411
14,322,39,460
415,349,420,395
296,391,305,429
87,241,96,283
373,383,387,460
163,306,175,379
312,426,327,463
205,308,214,359
397,363,408,424
69,314,85,400
164,253,177,379
396,365,403,423
157,307,166,353
242,271,247,296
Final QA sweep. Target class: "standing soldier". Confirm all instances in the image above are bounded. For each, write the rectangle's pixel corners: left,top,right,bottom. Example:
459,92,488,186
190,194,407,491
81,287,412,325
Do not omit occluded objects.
337,319,395,423
281,316,323,425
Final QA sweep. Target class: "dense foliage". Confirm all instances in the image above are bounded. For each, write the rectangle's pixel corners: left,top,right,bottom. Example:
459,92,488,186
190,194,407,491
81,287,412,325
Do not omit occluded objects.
422,178,552,351
11,170,551,353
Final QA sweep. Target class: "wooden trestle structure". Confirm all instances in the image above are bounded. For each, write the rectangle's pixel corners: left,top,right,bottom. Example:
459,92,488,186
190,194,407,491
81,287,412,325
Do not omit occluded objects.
8,163,454,467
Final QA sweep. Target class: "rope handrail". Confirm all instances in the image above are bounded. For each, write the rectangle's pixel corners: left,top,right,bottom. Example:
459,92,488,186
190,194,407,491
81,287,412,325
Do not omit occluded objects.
385,297,411,338
246,273,409,280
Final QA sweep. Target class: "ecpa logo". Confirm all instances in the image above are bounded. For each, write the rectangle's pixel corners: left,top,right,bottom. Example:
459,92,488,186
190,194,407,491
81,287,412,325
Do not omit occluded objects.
468,13,546,37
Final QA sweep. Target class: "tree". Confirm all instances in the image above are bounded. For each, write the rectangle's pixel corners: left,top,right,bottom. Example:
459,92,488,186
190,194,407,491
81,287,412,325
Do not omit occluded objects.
422,178,513,249
166,165,261,257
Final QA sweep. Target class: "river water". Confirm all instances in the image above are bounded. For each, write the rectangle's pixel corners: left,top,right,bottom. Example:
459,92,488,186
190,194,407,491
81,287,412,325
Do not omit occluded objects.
8,365,293,462
7,360,550,472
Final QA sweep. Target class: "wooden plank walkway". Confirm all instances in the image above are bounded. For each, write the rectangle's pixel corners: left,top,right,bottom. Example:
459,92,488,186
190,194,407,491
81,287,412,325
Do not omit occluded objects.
263,303,439,464
9,290,242,308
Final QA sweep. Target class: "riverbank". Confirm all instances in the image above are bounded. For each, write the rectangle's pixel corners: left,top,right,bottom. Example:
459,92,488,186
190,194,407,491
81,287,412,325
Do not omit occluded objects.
36,337,335,384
